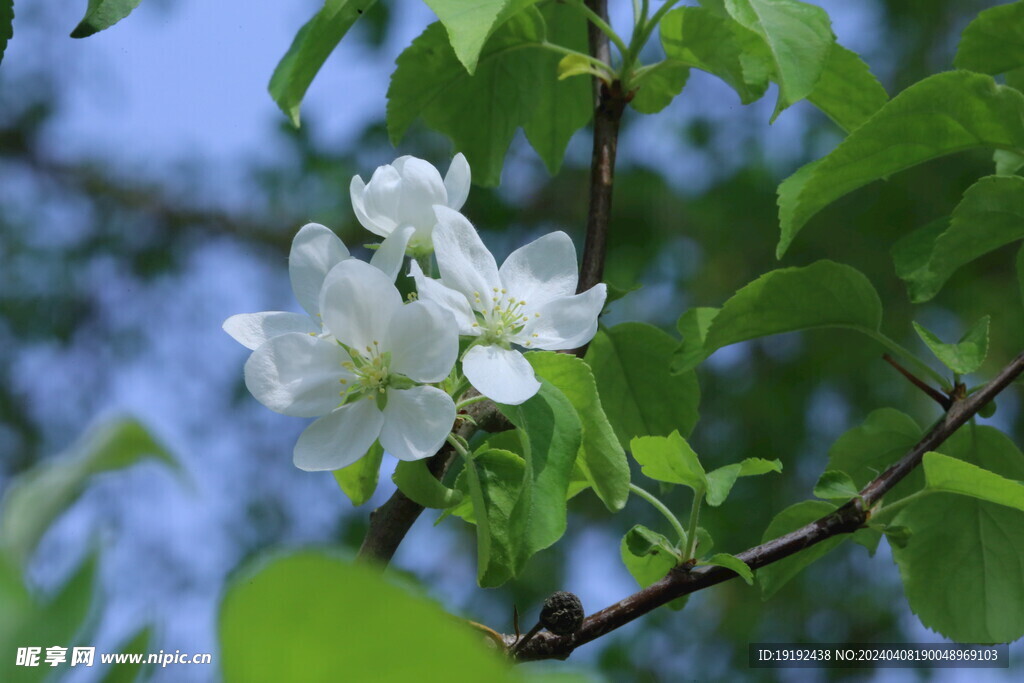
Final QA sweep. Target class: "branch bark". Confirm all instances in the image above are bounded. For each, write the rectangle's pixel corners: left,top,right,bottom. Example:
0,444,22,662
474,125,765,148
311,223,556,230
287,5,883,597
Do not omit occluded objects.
505,351,1024,661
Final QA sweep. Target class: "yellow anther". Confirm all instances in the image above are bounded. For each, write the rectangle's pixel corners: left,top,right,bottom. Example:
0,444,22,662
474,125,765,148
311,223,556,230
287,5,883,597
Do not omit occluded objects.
501,288,507,294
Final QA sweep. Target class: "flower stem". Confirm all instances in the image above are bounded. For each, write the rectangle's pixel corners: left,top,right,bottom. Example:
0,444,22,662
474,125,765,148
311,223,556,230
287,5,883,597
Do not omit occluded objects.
629,483,688,547
684,489,703,560
457,394,489,411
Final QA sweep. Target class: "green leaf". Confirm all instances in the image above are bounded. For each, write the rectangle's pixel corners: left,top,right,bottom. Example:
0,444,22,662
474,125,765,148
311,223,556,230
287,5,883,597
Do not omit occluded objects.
99,626,152,683
723,0,834,118
393,459,464,509
269,0,376,126
806,43,888,133
219,551,513,682
388,4,591,186
827,408,922,501
673,261,882,373
912,317,990,375
880,524,911,549
900,176,1024,302
923,451,1024,513
758,500,845,599
332,441,383,506
777,71,1024,257
0,416,176,566
424,0,540,74
526,351,630,512
702,553,753,585
995,148,1024,175
1018,243,1024,304
631,431,706,492
672,307,719,374
621,525,680,589
660,7,771,105
892,426,1024,642
462,449,524,586
705,458,782,506
891,218,948,283
630,60,691,114
0,0,12,66
585,322,701,446
813,469,861,501
954,1,1024,75
70,0,142,38
499,379,583,574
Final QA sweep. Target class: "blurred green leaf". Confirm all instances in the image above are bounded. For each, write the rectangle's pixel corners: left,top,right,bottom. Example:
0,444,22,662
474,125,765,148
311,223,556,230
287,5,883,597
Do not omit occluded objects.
758,500,845,599
674,261,882,373
1,415,176,566
954,0,1024,75
630,61,690,114
777,71,1024,257
71,0,142,38
99,626,152,683
586,323,701,446
705,458,782,506
393,458,463,509
424,0,540,74
723,0,834,118
806,43,888,133
995,148,1024,175
332,441,384,507
892,427,1024,643
269,0,376,126
671,307,719,374
702,553,753,585
812,469,861,501
219,550,514,682
631,431,706,492
899,176,1024,302
526,351,630,512
912,316,989,375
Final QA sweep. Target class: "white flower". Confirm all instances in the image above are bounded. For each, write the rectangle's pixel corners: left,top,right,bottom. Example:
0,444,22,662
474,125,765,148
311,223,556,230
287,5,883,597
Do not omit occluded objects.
223,222,412,350
350,154,471,255
412,206,606,405
243,259,458,470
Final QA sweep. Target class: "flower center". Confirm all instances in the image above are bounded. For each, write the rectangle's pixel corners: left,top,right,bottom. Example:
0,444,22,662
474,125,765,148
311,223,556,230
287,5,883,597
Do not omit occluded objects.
471,288,540,347
340,341,392,407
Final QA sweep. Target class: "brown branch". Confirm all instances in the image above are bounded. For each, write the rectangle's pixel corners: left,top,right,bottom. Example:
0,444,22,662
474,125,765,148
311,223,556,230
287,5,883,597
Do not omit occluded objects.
505,350,1024,661
882,353,951,410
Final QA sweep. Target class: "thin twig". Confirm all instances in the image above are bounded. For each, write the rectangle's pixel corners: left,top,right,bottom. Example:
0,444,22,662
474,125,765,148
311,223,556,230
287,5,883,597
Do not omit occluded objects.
882,353,951,409
504,350,1024,661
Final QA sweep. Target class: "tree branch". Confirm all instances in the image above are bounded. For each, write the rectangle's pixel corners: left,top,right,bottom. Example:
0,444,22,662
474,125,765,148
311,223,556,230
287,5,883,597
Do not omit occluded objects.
505,350,1024,660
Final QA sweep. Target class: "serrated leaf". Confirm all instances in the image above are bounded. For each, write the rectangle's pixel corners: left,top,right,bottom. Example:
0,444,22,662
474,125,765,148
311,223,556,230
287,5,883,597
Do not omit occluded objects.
827,408,923,504
0,416,176,566
332,441,383,506
673,261,882,373
393,459,463,509
900,175,1024,302
892,427,1024,643
630,60,690,114
0,0,12,66
807,43,888,133
703,553,753,585
954,1,1024,75
70,0,142,38
912,317,989,375
388,5,591,186
777,71,1024,258
705,458,782,506
425,0,540,74
723,0,834,117
621,525,680,590
526,351,630,512
923,451,1024,513
631,431,706,492
758,500,844,599
268,0,375,126
660,7,771,105
585,322,701,446
461,449,523,586
813,469,861,501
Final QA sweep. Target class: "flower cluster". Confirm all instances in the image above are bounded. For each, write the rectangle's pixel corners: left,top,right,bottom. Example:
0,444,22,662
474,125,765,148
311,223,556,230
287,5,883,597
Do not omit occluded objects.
225,154,606,471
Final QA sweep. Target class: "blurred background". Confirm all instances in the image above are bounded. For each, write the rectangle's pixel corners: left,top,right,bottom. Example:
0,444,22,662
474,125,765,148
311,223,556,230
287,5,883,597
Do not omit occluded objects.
1,0,1021,680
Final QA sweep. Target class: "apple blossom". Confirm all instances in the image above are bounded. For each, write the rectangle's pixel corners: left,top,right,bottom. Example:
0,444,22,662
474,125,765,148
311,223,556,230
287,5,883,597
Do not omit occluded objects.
350,153,470,256
411,206,606,405
241,259,458,470
223,222,412,350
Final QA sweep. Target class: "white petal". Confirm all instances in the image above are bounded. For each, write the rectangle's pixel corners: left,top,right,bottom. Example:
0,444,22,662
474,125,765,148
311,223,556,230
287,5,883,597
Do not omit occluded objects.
462,344,540,405
520,284,607,351
387,300,458,383
350,175,394,238
362,164,403,235
432,206,500,307
380,386,455,461
319,260,403,352
289,223,351,317
369,226,413,280
223,312,320,350
244,333,351,417
394,157,447,229
498,231,578,312
410,260,477,334
443,153,471,211
293,400,384,471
